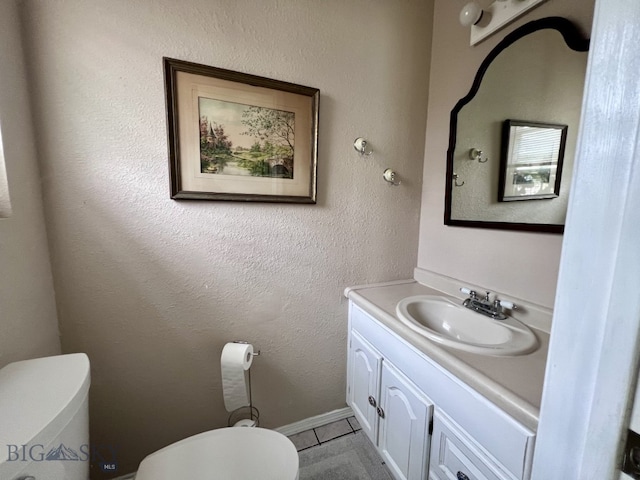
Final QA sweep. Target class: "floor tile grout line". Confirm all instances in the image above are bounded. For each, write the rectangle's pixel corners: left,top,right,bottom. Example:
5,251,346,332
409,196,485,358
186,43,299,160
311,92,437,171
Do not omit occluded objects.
318,430,355,445
348,417,362,434
313,418,354,443
295,427,320,452
297,442,318,453
296,428,359,452
347,418,356,434
292,418,367,453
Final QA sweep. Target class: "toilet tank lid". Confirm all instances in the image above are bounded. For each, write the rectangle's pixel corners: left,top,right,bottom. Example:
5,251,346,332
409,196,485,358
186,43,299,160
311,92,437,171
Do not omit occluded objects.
0,353,90,450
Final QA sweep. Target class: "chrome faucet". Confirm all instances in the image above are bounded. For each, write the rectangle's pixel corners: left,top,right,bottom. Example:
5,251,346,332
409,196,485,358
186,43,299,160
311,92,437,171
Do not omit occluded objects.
459,287,516,320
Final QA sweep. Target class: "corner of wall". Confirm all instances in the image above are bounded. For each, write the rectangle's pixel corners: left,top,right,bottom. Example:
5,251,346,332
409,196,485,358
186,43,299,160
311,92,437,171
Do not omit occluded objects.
0,0,60,367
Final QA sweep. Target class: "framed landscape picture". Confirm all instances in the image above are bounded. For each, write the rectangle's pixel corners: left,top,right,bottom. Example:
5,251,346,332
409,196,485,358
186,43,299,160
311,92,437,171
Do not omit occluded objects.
164,58,319,203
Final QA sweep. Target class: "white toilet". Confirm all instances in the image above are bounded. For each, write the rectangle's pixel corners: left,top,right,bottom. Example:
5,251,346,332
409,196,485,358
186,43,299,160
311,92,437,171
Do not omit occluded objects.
135,340,300,480
135,426,299,480
0,353,91,480
0,354,298,480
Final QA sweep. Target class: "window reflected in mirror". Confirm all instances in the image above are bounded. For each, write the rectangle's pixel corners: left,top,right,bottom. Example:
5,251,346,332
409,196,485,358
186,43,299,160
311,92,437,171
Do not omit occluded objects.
499,120,567,202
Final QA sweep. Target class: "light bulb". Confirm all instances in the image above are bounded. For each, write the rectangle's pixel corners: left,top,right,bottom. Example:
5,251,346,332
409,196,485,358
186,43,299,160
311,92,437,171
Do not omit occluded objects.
459,2,483,27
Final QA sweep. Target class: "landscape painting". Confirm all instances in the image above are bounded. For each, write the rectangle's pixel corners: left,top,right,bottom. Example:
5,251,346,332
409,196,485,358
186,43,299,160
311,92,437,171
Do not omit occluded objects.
164,57,319,203
199,98,295,179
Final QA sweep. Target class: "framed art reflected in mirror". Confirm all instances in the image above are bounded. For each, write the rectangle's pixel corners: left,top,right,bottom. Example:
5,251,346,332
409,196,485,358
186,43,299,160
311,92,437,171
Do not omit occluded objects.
499,120,568,202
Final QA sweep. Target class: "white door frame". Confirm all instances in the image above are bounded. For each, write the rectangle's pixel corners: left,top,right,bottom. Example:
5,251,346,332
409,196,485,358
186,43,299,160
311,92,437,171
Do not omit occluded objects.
532,0,640,478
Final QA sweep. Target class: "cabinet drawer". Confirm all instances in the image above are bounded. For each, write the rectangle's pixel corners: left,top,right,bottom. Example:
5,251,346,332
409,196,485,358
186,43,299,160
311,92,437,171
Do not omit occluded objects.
430,410,515,480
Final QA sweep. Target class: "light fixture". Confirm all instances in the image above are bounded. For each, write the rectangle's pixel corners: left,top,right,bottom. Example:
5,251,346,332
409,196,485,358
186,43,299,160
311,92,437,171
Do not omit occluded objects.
459,1,484,27
463,0,548,45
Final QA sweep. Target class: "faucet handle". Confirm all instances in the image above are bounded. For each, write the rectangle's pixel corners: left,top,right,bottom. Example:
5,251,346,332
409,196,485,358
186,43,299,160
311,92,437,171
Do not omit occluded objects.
459,287,477,298
498,300,516,310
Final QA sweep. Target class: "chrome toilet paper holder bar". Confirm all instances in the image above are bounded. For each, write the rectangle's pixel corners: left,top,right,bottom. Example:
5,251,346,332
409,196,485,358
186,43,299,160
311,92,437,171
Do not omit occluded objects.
233,340,261,356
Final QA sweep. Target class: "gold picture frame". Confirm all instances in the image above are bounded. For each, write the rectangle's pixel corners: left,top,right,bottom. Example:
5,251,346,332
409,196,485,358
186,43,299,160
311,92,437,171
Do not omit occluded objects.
164,58,319,203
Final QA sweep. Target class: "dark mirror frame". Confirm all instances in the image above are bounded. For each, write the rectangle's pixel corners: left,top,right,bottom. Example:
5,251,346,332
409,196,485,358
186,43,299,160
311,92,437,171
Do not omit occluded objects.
444,17,590,234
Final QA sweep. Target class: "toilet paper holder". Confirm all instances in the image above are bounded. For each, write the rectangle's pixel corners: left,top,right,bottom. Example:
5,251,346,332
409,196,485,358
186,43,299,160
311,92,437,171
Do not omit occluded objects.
228,341,261,427
233,340,261,357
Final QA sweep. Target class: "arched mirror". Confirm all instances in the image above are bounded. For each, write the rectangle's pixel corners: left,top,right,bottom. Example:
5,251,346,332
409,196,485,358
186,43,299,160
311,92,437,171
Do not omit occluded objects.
444,17,589,233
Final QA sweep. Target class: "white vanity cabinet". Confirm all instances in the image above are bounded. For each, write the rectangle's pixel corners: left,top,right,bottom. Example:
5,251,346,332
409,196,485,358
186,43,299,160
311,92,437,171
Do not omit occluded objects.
346,301,536,480
349,330,433,480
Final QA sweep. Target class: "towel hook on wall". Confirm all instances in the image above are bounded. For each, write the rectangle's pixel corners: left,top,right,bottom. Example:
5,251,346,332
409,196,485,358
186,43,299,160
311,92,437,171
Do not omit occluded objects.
469,148,489,163
383,168,401,186
354,137,373,156
453,173,465,187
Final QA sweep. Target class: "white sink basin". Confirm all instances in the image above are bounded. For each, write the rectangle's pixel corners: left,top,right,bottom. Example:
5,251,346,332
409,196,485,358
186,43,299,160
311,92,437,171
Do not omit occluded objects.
395,295,538,356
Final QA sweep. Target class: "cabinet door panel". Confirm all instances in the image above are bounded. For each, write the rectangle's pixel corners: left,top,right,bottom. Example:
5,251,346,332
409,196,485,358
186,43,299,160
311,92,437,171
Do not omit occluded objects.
430,410,515,480
348,330,382,443
379,362,433,480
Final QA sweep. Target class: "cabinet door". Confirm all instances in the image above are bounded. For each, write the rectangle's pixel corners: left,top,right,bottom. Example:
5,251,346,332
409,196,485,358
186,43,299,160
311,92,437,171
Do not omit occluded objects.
378,361,433,480
348,330,383,443
429,409,514,480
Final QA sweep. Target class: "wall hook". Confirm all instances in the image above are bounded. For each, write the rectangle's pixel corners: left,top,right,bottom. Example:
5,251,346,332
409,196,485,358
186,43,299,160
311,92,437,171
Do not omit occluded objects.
354,137,373,156
453,173,465,187
469,148,489,163
383,168,401,186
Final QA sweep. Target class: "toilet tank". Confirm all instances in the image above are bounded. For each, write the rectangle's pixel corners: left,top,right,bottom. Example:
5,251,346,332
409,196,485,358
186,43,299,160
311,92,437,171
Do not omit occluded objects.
0,353,90,480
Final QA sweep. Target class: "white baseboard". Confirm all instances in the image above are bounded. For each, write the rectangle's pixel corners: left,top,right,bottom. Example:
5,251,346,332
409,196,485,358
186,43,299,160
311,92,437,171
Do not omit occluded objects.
274,406,354,436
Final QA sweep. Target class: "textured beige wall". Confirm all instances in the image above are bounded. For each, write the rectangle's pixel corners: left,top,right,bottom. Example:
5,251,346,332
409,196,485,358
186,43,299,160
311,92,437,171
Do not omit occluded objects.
0,1,60,368
20,0,433,475
418,0,594,308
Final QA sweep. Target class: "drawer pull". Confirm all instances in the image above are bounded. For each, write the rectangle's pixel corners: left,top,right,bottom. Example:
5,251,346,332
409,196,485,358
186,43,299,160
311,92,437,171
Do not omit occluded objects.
368,395,377,407
457,472,470,480
377,406,385,419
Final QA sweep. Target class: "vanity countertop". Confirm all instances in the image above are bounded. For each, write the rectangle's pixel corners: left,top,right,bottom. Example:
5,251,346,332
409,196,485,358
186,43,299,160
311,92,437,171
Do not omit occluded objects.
345,280,549,432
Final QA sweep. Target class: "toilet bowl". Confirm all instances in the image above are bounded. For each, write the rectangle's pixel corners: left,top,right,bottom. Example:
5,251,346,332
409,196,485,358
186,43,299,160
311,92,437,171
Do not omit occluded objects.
135,426,299,480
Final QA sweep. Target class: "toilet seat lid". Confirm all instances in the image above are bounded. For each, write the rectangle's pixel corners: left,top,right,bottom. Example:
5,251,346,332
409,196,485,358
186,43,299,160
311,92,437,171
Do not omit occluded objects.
135,427,299,480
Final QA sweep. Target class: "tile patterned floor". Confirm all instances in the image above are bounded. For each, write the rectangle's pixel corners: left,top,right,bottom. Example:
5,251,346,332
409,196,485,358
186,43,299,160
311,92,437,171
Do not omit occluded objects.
288,416,363,451
293,417,393,480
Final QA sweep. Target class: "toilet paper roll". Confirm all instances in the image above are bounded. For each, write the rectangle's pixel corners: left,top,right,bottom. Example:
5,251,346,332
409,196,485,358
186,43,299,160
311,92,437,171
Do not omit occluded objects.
221,342,254,412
